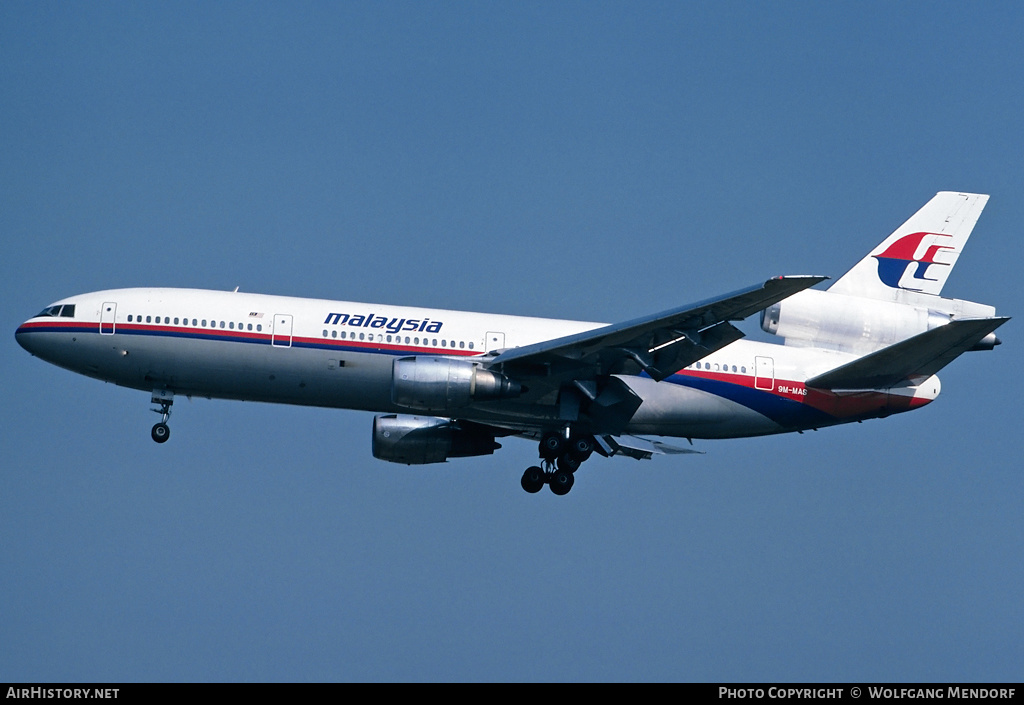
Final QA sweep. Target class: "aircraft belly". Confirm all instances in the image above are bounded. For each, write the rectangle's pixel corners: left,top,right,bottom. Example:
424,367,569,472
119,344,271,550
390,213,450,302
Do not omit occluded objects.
620,375,782,438
47,331,397,411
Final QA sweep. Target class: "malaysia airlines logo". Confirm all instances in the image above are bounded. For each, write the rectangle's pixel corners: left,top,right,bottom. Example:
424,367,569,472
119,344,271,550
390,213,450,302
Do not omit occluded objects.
873,231,956,290
323,311,443,334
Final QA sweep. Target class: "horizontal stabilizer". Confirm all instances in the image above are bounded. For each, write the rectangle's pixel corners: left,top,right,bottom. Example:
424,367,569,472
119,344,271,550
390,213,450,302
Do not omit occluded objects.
806,317,1009,390
595,434,703,460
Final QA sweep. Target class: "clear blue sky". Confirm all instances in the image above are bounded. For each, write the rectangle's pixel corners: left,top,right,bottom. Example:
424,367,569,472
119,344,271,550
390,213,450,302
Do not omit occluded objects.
2,1,1022,682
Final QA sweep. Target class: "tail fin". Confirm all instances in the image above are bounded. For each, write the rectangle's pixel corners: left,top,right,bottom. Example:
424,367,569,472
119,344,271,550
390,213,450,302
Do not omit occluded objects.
761,191,999,354
829,192,989,301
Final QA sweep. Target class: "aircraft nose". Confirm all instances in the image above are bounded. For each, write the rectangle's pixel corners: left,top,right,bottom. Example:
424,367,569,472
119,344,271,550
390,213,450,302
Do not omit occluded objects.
15,320,39,355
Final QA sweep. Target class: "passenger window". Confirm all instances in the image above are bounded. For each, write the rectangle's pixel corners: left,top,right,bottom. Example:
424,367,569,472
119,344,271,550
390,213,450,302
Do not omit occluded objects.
468,342,474,350
256,324,262,332
441,340,446,347
247,323,252,331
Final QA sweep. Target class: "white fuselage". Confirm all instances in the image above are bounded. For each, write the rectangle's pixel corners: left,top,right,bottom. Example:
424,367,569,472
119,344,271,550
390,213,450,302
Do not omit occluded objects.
16,287,939,441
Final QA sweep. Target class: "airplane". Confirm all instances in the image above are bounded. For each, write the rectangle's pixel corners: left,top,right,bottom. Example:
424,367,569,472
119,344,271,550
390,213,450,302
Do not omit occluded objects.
16,191,1008,495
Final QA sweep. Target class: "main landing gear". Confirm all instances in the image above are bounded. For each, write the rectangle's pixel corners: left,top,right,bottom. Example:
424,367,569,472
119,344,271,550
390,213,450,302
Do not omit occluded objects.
520,429,596,496
150,389,173,444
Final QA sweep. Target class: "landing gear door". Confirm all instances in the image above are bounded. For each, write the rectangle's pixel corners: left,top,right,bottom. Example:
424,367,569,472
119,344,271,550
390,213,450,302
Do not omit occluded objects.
272,314,293,348
100,302,117,335
485,331,505,353
754,356,774,391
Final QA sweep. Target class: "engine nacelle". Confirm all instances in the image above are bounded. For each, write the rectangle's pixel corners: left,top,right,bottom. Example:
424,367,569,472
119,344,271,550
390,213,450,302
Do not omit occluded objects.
372,414,500,465
392,356,522,412
760,289,951,353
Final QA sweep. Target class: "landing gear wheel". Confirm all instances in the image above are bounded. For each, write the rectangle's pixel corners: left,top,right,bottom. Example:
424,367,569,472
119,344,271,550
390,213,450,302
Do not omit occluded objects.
540,432,565,460
521,466,545,494
549,469,574,496
151,422,170,444
557,453,582,473
571,435,595,461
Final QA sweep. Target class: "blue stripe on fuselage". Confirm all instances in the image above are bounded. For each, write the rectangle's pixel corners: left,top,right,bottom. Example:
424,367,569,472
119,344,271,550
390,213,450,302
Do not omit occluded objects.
662,372,836,428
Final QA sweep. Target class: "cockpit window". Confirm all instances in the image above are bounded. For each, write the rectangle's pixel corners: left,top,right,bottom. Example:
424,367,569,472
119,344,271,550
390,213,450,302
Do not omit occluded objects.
36,304,78,318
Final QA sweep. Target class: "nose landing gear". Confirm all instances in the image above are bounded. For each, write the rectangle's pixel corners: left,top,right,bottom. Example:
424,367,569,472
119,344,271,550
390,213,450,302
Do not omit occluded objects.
150,389,173,444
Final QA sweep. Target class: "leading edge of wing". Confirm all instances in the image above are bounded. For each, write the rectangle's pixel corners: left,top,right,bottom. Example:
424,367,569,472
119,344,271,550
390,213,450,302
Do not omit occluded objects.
488,275,827,375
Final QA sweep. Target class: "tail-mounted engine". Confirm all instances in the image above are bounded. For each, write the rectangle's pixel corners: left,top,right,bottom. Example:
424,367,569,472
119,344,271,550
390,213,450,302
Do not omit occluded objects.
372,414,500,465
392,356,522,413
761,288,998,353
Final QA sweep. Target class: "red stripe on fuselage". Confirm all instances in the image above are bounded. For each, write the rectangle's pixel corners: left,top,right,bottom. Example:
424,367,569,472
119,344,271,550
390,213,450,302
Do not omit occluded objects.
674,369,930,419
19,319,483,358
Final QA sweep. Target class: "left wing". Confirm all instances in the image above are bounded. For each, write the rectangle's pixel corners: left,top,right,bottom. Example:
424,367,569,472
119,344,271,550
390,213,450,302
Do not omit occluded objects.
594,434,704,460
480,276,826,434
489,276,827,382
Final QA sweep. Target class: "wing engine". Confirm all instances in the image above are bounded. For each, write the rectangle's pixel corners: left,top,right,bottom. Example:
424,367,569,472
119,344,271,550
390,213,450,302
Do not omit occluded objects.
372,414,501,465
392,357,522,413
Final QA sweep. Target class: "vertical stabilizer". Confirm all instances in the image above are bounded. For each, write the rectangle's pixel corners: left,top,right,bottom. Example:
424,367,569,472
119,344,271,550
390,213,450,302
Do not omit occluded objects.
829,192,989,301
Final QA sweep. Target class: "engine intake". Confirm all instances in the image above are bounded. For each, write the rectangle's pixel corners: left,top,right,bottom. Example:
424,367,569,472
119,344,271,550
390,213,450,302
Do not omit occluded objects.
372,414,500,465
392,356,522,412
